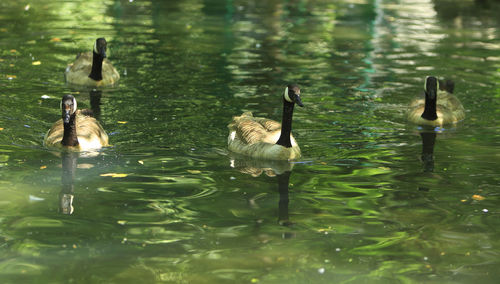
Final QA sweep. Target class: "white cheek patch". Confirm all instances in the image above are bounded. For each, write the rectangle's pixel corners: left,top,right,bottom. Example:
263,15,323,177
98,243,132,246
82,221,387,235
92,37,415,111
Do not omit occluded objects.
284,87,293,103
72,97,77,113
93,41,98,53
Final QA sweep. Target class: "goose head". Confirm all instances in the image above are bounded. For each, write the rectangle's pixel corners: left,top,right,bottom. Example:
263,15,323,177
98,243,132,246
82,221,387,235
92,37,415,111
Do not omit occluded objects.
283,84,304,107
424,76,438,100
61,95,77,124
93,38,107,58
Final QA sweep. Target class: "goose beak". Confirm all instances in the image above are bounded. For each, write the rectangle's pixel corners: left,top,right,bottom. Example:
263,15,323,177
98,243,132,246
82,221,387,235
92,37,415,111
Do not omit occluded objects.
295,94,304,107
63,107,71,123
101,48,107,58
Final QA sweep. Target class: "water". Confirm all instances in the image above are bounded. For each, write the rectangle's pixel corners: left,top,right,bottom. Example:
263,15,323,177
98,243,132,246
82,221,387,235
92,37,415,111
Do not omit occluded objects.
1,0,499,283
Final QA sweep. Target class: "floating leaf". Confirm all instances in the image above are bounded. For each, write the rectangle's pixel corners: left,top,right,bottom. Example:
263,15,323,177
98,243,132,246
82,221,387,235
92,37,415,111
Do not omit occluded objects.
0,128,3,131
117,220,127,225
472,194,485,201
50,37,61,42
10,49,17,53
24,4,30,11
32,61,41,65
0,28,7,32
117,121,128,124
100,173,128,178
187,170,201,174
138,160,144,165
40,165,47,170
6,75,16,79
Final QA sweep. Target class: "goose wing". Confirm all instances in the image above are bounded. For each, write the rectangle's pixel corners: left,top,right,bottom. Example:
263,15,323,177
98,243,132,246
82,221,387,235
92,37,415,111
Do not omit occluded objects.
75,111,109,146
228,112,280,145
66,52,92,74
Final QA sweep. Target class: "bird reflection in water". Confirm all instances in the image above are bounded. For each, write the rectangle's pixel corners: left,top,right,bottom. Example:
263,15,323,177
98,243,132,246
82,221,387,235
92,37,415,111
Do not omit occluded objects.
60,151,78,214
89,89,102,119
417,130,437,192
230,156,296,237
420,131,436,173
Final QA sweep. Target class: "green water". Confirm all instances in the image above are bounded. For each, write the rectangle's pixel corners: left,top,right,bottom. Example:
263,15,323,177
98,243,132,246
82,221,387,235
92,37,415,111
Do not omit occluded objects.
1,0,500,283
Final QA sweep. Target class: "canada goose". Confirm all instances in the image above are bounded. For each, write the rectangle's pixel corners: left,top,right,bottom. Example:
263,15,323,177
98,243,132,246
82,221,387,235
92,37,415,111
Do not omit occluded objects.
228,84,303,160
65,38,120,87
408,76,465,126
44,95,109,151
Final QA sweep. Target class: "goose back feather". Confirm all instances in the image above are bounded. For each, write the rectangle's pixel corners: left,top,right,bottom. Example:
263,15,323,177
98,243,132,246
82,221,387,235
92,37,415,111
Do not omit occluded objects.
227,85,303,160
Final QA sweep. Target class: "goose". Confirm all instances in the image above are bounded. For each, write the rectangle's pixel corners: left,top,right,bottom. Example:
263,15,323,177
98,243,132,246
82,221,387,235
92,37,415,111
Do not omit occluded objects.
408,76,465,126
228,84,303,160
44,95,109,151
65,38,120,87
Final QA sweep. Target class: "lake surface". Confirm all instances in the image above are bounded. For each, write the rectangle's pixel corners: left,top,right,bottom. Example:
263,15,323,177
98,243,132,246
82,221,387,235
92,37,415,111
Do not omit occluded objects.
1,0,499,283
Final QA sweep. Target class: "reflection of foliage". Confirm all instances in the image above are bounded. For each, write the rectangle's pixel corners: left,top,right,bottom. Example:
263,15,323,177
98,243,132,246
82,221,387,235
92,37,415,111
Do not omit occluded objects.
1,0,500,283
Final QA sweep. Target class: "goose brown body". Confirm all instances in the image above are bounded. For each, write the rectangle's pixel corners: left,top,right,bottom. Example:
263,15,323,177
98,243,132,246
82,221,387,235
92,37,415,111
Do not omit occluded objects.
227,85,303,160
65,52,120,87
407,77,465,126
228,112,301,160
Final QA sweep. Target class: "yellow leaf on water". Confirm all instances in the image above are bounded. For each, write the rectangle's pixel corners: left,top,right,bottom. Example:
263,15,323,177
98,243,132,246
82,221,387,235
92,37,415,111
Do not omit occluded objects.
472,194,485,201
117,220,127,225
138,160,144,165
117,121,128,124
32,61,41,65
0,28,7,32
187,170,201,174
100,173,128,178
6,75,16,79
0,59,4,62
40,165,47,170
0,128,4,131
10,49,17,53
50,37,61,42
9,64,14,67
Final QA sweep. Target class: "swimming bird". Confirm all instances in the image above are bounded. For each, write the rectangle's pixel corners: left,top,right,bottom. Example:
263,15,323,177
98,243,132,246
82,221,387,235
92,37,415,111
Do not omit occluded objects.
65,38,120,87
408,76,465,126
228,84,303,160
44,95,109,151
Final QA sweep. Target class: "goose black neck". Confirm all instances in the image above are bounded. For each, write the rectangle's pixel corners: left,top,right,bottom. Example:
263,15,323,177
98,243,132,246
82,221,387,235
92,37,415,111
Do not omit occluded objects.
421,92,438,121
276,100,295,148
88,51,104,81
62,114,79,147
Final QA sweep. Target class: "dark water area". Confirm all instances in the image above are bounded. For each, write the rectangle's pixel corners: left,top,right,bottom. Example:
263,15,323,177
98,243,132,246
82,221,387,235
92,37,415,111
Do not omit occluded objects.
1,0,499,283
